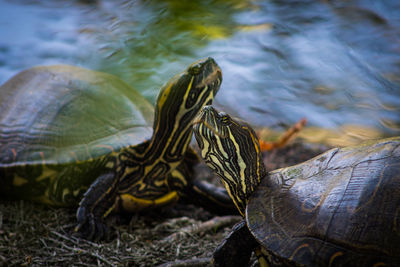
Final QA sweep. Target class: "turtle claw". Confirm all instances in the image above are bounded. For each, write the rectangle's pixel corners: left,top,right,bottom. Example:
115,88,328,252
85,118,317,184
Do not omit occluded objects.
212,220,259,267
74,172,116,241
75,207,110,241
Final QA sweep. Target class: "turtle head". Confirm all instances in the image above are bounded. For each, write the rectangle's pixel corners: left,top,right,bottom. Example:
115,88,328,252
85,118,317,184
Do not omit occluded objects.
155,57,222,120
193,106,266,215
152,57,222,161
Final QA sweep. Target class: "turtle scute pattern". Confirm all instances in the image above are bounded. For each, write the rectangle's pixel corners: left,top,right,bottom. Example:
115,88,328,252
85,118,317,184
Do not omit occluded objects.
247,137,400,266
0,65,153,205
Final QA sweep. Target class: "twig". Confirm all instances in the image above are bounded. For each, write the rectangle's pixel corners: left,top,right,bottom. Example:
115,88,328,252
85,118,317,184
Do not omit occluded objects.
39,238,49,249
51,230,101,248
157,257,211,267
162,215,240,242
259,117,307,151
47,237,115,266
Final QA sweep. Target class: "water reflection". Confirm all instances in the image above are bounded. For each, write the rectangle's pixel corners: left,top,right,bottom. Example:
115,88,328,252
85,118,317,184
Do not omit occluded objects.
0,0,399,141
84,0,251,99
209,0,400,137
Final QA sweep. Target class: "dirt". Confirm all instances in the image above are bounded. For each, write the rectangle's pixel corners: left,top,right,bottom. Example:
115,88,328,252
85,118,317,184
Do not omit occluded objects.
0,142,329,267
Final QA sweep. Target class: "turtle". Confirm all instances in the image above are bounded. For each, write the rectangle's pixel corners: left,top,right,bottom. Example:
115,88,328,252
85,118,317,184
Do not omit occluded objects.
0,58,236,240
193,105,400,267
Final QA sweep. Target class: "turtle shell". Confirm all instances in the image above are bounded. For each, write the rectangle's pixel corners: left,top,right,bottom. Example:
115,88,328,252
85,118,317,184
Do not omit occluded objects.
0,65,154,166
247,137,400,266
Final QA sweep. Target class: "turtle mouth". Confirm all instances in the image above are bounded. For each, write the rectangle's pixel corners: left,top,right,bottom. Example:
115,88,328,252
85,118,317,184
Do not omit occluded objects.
191,57,222,96
212,69,222,96
197,66,222,90
192,106,227,140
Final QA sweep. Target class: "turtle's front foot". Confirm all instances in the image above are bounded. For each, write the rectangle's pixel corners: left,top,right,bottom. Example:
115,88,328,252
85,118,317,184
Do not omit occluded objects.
212,220,258,267
74,206,110,241
74,172,117,241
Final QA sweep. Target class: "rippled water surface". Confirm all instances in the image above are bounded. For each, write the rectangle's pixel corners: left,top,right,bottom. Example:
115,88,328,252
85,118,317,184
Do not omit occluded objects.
0,0,399,141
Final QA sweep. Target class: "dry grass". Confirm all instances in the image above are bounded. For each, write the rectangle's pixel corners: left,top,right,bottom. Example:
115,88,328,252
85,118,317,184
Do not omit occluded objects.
0,200,237,267
0,142,327,267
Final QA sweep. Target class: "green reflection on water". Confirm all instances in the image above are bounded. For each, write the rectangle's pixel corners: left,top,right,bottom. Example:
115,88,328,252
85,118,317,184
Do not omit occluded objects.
0,0,399,137
88,0,253,102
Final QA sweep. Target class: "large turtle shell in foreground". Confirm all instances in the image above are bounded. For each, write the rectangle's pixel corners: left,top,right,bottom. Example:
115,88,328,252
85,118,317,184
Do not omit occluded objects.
247,137,400,266
0,65,154,166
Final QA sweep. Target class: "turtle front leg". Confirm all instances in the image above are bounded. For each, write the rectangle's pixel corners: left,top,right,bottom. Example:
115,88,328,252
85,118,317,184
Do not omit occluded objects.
180,179,238,215
168,158,237,215
75,172,118,241
212,220,259,267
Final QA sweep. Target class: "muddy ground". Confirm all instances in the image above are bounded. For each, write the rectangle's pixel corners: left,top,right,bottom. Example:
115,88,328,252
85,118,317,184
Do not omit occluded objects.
0,142,328,267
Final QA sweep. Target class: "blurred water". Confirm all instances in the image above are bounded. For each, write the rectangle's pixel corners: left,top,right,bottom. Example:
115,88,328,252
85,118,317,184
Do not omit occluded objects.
0,0,399,139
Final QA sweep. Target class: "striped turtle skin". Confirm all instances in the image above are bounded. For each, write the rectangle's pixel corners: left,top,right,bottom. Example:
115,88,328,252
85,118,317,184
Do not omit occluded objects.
193,105,400,267
0,58,235,240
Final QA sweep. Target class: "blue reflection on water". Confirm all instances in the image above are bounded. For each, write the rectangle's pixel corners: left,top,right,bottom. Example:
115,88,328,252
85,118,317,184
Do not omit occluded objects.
0,0,399,135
